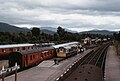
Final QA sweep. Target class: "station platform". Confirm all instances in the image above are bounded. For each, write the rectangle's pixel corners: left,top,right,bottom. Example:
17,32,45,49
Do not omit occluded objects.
105,46,120,81
2,49,92,81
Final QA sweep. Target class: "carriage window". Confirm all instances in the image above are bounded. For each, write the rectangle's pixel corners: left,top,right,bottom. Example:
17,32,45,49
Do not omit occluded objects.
36,54,38,58
16,48,19,51
47,52,48,55
44,53,46,56
56,49,59,52
40,54,41,57
53,51,54,54
29,47,31,49
28,47,29,49
9,48,13,52
47,52,49,55
22,47,25,50
30,55,32,60
2,49,6,53
69,49,71,52
40,54,43,58
71,47,75,51
64,49,66,52
59,49,63,52
33,55,34,58
46,52,47,55
50,51,52,55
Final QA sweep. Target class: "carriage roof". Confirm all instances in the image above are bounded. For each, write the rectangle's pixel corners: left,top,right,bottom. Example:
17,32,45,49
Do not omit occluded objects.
0,44,34,49
53,42,79,48
12,46,54,55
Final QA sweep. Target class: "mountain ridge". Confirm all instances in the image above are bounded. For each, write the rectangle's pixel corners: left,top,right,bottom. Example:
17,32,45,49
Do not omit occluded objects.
0,22,116,35
0,22,30,32
79,29,115,35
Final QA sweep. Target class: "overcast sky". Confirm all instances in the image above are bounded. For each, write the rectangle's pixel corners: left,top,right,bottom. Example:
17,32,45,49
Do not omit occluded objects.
0,0,120,32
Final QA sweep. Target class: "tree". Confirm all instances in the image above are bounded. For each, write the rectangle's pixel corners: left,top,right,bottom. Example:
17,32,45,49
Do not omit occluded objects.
57,26,66,41
53,33,60,41
57,26,65,37
114,31,120,41
31,27,40,37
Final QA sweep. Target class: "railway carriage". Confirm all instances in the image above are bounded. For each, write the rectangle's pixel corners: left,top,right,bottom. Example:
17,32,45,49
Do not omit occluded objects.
9,46,55,68
53,42,79,58
0,44,34,59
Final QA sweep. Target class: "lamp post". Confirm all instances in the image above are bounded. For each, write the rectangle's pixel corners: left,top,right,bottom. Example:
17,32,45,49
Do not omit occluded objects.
14,62,20,81
1,66,5,81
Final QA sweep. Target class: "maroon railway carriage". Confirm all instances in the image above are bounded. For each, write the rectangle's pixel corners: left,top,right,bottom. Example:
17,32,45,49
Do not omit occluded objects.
0,44,34,59
9,46,55,68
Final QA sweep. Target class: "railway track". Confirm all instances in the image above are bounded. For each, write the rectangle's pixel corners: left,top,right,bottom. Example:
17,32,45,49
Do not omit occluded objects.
55,43,110,81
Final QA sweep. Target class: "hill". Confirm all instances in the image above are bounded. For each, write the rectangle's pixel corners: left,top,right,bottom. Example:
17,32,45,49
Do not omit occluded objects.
40,27,57,32
80,29,115,35
0,22,114,35
0,22,55,34
0,22,30,32
41,29,55,35
40,27,77,33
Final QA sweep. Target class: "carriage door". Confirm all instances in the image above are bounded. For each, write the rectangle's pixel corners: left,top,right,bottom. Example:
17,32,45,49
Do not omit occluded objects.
24,55,28,67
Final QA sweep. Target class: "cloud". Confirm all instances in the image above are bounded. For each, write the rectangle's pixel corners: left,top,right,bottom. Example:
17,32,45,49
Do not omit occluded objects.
0,0,120,32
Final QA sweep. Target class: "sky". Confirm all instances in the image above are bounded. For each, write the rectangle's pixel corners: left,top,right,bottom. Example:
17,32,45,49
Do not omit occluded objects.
0,0,120,32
